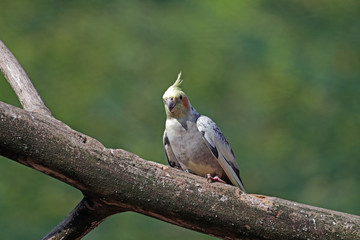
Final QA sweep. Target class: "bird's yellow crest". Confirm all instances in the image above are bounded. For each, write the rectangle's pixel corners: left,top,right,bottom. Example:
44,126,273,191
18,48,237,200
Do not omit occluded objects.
163,72,185,99
172,72,183,89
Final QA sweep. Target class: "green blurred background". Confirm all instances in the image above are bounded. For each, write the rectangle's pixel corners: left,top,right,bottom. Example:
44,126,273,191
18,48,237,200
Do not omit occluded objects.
1,1,359,239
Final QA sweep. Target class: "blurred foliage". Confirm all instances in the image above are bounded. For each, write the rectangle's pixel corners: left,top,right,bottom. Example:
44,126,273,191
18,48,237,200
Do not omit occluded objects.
1,0,360,239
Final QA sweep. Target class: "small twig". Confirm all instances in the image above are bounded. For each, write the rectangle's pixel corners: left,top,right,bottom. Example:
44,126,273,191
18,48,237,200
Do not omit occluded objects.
41,197,120,240
0,40,52,116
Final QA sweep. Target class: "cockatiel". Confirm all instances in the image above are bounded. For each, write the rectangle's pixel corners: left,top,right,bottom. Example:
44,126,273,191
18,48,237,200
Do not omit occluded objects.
163,73,246,193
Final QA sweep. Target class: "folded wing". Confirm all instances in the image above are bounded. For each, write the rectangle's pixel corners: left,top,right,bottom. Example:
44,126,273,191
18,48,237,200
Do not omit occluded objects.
163,130,182,169
196,116,246,193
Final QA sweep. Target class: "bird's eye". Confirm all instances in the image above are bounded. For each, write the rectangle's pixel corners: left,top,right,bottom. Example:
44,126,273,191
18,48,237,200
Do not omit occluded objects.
179,95,183,100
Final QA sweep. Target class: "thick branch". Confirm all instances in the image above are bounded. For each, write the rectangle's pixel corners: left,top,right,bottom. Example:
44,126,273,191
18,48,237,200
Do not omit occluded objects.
0,101,359,240
0,40,52,115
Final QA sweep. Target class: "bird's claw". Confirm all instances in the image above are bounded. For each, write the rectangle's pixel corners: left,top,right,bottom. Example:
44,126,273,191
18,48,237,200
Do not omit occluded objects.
206,174,226,184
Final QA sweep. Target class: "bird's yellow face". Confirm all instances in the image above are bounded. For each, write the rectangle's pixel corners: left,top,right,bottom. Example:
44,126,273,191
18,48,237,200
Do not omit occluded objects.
163,73,191,119
163,91,190,118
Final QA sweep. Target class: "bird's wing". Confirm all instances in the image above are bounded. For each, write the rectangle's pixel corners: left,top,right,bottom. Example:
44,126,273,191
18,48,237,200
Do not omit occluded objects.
196,116,246,192
163,130,182,169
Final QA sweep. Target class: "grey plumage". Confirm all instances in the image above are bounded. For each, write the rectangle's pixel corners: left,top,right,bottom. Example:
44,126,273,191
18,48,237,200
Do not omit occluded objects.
162,73,246,192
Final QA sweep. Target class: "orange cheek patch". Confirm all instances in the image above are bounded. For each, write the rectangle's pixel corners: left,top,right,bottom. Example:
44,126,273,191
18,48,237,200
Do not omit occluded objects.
182,96,190,109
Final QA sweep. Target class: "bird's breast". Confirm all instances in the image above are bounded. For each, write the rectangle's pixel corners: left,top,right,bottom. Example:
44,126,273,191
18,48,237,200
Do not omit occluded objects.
165,119,225,177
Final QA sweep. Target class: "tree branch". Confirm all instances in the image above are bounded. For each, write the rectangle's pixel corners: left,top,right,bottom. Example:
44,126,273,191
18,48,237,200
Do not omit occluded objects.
0,40,52,116
1,40,359,239
0,101,359,240
41,197,122,240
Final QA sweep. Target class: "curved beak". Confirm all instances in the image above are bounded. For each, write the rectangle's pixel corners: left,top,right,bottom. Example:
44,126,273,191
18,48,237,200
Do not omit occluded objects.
166,98,176,112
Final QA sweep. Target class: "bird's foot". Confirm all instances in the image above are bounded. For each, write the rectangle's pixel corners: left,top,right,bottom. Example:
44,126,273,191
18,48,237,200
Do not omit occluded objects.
205,174,226,184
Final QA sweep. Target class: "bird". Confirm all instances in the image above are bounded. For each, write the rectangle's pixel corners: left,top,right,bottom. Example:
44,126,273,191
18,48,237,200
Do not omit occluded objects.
162,72,246,193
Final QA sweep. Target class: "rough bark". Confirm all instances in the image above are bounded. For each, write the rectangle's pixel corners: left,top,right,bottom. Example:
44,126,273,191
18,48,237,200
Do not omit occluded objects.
0,102,359,240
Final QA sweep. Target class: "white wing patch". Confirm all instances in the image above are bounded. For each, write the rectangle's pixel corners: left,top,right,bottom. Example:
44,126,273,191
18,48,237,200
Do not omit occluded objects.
197,116,246,192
